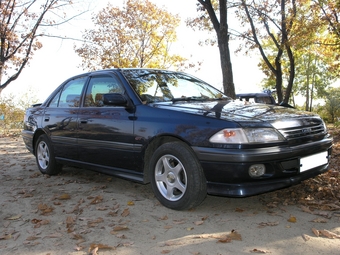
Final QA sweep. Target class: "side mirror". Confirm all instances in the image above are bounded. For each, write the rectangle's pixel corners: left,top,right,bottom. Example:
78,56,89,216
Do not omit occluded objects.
103,93,128,106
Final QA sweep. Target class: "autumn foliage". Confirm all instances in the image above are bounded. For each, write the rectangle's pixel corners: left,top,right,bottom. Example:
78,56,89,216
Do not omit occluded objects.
75,0,187,71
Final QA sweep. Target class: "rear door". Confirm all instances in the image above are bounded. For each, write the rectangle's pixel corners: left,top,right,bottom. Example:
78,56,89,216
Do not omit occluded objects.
43,76,88,160
77,73,136,170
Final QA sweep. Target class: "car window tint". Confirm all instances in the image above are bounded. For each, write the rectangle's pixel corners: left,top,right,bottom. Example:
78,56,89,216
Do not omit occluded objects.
255,97,272,104
57,77,87,108
84,75,124,107
121,69,227,103
49,90,62,107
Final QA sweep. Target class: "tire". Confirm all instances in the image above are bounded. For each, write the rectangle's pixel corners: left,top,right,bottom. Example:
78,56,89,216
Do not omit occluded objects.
35,134,62,175
150,141,207,210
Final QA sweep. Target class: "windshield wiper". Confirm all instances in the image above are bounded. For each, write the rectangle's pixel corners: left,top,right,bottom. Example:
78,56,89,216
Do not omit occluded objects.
172,96,211,103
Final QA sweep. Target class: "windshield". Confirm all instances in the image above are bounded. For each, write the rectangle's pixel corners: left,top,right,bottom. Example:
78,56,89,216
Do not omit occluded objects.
121,69,229,103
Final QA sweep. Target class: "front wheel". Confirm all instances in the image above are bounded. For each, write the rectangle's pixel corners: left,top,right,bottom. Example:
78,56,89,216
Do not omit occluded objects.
35,134,62,175
150,142,207,210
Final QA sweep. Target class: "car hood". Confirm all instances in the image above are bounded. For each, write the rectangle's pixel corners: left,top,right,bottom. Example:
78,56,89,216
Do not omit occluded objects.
152,100,322,128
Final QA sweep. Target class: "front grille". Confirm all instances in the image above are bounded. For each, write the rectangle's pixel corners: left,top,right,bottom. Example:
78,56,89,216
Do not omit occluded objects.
279,123,325,140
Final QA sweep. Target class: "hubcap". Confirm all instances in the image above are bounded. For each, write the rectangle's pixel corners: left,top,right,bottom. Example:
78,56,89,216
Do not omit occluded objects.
155,154,187,202
37,141,50,170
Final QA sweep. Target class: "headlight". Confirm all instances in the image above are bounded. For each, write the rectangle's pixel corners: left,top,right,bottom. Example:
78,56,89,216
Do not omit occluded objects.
209,128,284,144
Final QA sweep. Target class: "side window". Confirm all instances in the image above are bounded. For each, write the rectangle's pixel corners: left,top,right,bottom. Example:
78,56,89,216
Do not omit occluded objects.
49,90,62,107
49,77,87,108
84,75,124,107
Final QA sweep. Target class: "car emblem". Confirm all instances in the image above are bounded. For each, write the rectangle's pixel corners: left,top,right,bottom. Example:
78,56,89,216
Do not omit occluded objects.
301,128,312,134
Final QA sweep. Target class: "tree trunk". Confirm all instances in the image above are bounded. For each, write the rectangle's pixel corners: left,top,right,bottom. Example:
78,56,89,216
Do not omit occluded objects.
198,0,235,98
217,28,235,98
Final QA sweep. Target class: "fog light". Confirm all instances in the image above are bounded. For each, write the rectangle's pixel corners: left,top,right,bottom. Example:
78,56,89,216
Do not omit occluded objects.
249,164,266,177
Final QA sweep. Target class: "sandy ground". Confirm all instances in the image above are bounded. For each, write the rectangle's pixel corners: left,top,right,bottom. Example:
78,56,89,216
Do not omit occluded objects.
0,136,339,255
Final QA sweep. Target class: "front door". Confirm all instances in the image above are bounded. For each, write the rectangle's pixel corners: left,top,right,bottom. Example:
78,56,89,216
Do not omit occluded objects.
77,74,136,171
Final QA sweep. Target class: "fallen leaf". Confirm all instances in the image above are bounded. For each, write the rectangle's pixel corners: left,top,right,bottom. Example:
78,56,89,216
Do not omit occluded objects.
310,218,328,223
258,221,279,227
6,215,22,220
43,233,63,238
127,201,135,206
121,208,130,217
159,215,168,220
89,195,103,204
228,230,242,241
96,206,108,211
235,207,245,212
113,226,128,231
90,247,98,255
250,248,271,253
31,219,42,224
300,205,314,214
302,234,311,241
26,236,40,241
312,228,320,237
287,216,297,223
33,219,50,228
173,219,186,224
38,204,54,215
319,229,340,239
217,236,232,243
66,216,75,228
89,243,115,252
161,250,171,254
58,193,71,200
201,215,208,221
88,217,104,227
0,234,12,240
108,210,119,217
74,245,84,251
194,221,204,226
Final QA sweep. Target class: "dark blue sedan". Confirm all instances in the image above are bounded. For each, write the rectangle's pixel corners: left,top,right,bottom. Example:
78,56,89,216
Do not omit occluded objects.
22,69,333,210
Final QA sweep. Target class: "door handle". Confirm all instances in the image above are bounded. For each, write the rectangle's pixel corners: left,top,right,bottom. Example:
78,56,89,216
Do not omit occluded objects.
44,117,50,122
80,119,88,124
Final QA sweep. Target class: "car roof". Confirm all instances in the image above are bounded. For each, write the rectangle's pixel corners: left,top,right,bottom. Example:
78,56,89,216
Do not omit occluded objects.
236,93,272,97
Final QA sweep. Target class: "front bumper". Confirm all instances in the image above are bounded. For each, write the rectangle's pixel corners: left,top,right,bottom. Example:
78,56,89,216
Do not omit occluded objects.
192,137,332,197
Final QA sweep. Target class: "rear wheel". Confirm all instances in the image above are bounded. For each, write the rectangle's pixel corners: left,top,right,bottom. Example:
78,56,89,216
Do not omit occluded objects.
150,141,207,210
35,134,62,175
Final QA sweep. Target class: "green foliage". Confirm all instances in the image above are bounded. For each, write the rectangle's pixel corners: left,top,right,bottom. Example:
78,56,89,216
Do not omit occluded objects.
253,0,338,109
0,87,38,136
316,87,340,123
0,95,24,135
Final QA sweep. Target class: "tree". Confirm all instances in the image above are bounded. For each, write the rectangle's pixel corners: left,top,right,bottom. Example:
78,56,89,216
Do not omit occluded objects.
323,87,340,123
311,0,340,74
312,0,340,40
244,0,337,108
186,0,235,98
237,0,298,104
75,0,187,71
0,88,38,134
0,0,86,94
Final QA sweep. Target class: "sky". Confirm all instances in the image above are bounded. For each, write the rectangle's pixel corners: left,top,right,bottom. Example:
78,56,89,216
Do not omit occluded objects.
3,0,265,103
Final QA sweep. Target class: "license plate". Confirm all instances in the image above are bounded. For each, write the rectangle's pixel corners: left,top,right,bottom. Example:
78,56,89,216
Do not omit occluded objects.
300,151,328,173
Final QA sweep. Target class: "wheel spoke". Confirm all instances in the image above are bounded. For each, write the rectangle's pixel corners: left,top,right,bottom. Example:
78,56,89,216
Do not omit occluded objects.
37,141,49,169
173,177,186,193
155,154,187,202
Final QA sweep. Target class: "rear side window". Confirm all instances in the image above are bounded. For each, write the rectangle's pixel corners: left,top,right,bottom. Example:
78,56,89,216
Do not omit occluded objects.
49,77,88,107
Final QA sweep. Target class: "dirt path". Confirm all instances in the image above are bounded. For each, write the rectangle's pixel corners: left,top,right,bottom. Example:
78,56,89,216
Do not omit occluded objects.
0,136,339,255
